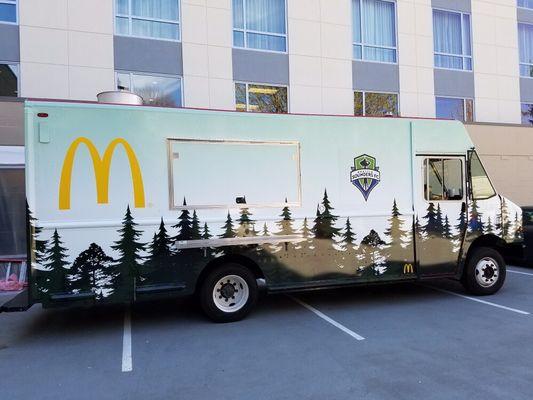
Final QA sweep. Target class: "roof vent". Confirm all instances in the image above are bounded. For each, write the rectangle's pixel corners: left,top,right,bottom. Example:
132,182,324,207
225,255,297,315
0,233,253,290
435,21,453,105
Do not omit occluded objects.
97,91,143,105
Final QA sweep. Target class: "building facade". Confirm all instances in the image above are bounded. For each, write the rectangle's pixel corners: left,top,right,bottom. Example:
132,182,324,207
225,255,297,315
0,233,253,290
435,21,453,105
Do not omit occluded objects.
0,0,533,124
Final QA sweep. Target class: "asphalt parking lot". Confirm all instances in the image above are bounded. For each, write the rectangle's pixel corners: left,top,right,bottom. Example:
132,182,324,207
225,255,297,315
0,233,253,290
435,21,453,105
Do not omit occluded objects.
2,266,533,400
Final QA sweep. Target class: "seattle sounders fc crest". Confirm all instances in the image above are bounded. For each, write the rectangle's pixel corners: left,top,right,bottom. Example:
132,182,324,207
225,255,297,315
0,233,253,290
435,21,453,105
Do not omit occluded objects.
350,154,381,201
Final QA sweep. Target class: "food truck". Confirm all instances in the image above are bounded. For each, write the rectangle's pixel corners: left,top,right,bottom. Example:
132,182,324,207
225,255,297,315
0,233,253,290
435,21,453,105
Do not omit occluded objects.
0,97,523,322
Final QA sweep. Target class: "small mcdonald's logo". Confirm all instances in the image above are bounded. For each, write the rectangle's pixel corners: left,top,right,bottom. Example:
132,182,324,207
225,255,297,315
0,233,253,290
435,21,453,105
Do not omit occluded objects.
58,137,145,210
403,263,414,274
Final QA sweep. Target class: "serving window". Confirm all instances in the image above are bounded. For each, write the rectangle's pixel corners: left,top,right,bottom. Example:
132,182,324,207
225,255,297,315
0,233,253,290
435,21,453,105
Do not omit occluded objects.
168,139,301,209
424,158,464,201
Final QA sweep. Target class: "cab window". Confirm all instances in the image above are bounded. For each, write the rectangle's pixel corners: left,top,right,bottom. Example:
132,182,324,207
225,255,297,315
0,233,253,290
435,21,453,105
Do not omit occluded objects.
469,151,496,200
424,158,464,201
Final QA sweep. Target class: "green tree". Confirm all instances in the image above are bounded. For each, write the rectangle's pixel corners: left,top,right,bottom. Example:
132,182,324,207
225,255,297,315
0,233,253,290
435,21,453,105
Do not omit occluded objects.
143,219,174,284
443,215,453,239
468,200,484,233
191,210,202,240
219,212,236,239
340,217,356,251
27,204,48,265
423,202,441,236
496,198,511,238
514,212,522,240
262,223,269,237
42,229,69,293
111,206,145,300
486,216,494,235
68,243,114,299
202,223,211,240
173,198,193,243
276,200,296,252
384,199,410,263
236,208,255,237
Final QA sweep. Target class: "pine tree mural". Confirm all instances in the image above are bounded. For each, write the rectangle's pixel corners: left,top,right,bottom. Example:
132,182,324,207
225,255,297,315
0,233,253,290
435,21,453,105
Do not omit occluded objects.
436,204,444,233
468,200,484,233
276,200,296,251
384,199,410,264
201,223,210,240
111,206,145,300
41,229,69,294
191,210,202,240
236,208,254,237
262,222,269,237
68,243,114,300
27,204,47,265
514,212,522,241
486,216,494,235
314,189,341,240
219,211,236,254
143,218,174,284
340,218,356,251
497,198,511,238
423,202,441,236
443,215,453,239
173,198,193,244
359,229,386,277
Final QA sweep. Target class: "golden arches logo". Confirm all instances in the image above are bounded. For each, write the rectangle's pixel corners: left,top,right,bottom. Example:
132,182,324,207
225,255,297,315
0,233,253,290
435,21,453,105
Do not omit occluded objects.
58,137,145,210
403,263,414,274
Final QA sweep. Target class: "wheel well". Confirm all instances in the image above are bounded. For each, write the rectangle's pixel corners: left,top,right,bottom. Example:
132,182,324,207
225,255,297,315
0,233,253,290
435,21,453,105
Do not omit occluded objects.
194,254,265,294
463,234,507,273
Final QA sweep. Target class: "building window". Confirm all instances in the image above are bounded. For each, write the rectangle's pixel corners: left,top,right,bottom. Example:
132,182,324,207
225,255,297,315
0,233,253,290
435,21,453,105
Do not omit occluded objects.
352,0,397,63
433,9,472,71
354,91,398,116
436,97,474,122
519,23,533,77
116,72,182,107
518,0,533,9
235,82,288,113
115,0,180,41
232,0,287,52
521,103,533,125
0,0,16,23
0,64,18,97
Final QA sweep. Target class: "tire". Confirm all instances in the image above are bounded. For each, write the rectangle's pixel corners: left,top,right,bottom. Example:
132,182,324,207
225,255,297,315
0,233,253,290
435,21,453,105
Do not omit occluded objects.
462,246,506,295
199,263,258,323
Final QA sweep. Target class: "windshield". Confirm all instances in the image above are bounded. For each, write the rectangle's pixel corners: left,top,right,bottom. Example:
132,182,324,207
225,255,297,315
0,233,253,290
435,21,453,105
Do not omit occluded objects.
469,151,496,200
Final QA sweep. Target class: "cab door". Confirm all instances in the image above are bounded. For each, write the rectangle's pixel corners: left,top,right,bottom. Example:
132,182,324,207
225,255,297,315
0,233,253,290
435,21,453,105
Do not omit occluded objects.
414,155,467,276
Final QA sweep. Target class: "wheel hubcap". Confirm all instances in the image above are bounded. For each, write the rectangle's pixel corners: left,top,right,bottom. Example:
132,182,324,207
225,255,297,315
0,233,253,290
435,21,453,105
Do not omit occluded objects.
475,257,500,288
213,275,249,313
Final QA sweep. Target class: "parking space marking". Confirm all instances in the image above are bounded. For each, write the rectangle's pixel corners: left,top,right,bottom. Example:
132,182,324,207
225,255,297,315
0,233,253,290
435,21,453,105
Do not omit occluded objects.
508,269,533,277
289,296,365,341
424,286,530,315
122,308,133,372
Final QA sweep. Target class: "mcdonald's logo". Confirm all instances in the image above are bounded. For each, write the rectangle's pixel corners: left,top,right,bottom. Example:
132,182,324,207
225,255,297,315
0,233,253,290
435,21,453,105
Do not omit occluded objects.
58,137,145,210
403,263,414,274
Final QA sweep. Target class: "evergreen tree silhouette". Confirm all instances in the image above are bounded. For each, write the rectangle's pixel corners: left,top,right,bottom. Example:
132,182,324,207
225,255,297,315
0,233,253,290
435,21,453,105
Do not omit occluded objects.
42,229,69,293
236,208,254,237
497,198,510,238
262,223,269,237
423,202,441,236
202,222,211,240
384,199,410,263
173,198,194,243
111,206,145,300
69,243,114,299
341,218,356,251
468,200,484,233
26,204,48,265
275,200,296,251
191,210,202,240
301,217,311,239
143,219,173,284
486,216,494,235
514,212,522,240
220,211,236,239
436,204,444,234
359,229,386,277
455,205,467,241
443,215,453,239
316,189,341,240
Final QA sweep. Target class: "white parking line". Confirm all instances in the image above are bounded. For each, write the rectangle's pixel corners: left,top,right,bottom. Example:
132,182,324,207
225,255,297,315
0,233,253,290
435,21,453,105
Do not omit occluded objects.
424,285,530,315
508,269,533,277
122,308,133,372
289,296,365,341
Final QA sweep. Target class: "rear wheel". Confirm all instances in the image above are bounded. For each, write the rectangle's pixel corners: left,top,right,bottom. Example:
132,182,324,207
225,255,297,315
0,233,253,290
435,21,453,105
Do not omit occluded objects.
462,247,506,295
199,263,258,322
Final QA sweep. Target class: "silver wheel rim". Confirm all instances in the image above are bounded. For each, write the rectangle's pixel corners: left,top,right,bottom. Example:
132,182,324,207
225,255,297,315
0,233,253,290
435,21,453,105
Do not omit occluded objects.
212,275,249,313
475,257,500,288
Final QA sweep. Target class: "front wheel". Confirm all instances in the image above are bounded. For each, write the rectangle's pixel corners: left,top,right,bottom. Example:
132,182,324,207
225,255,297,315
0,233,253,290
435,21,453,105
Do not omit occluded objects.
199,263,258,322
462,247,506,295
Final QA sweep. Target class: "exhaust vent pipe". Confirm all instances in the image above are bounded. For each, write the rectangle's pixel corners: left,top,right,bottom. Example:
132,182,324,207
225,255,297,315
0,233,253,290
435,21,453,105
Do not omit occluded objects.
97,91,143,105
